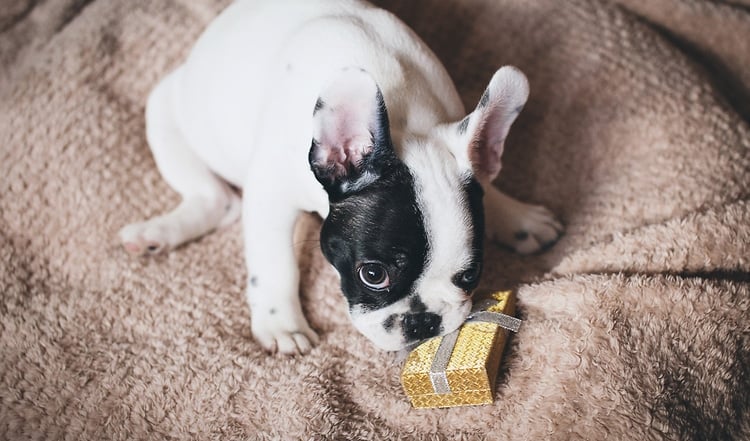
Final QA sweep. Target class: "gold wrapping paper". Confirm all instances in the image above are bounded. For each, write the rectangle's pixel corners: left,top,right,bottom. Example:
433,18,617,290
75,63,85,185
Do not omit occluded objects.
401,290,517,408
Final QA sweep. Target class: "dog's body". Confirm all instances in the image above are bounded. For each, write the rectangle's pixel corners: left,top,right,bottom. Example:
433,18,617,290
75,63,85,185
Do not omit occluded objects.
120,0,562,353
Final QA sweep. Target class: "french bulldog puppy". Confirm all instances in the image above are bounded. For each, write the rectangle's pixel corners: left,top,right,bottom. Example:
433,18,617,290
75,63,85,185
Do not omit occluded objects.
120,0,563,354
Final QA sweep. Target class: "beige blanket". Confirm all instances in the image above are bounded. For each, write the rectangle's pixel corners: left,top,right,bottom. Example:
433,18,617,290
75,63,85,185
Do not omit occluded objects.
2,0,749,439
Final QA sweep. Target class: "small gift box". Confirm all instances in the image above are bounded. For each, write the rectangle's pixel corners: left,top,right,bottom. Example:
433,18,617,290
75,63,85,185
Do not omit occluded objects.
400,290,520,408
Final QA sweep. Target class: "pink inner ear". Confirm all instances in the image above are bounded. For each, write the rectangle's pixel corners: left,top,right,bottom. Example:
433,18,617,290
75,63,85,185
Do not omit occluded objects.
311,68,388,187
465,66,529,183
317,117,374,174
469,110,506,182
477,142,503,179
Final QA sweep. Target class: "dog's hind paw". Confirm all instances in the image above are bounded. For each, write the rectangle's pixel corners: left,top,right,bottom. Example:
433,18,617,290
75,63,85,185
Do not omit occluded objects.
484,188,564,255
507,204,564,255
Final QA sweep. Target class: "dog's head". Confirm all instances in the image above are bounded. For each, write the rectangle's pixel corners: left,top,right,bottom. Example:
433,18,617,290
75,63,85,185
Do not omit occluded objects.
309,67,529,350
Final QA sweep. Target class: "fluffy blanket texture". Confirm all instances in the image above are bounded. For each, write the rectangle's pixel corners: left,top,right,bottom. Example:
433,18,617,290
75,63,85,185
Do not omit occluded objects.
2,0,749,439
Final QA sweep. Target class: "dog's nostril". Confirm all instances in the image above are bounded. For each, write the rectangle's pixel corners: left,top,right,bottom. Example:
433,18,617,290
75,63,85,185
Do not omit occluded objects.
402,312,442,341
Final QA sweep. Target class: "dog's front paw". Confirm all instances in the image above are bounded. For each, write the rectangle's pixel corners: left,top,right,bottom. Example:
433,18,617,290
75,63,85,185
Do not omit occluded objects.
251,308,320,355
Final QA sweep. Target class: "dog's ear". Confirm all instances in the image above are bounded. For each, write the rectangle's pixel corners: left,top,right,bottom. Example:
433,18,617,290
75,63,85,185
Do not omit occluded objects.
309,68,397,202
449,66,529,184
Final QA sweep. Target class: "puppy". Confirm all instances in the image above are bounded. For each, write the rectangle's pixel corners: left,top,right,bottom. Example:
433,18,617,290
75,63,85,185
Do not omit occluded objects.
119,0,563,354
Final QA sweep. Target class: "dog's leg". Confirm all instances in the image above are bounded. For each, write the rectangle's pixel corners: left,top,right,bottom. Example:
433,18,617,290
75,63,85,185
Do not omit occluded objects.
119,74,241,255
242,189,319,355
484,185,563,254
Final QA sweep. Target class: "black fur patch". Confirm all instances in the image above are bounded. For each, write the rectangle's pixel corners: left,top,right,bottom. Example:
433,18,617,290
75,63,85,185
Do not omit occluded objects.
319,163,429,311
479,88,490,108
373,89,391,147
383,314,397,331
408,296,428,313
457,115,470,135
313,98,325,115
458,178,485,292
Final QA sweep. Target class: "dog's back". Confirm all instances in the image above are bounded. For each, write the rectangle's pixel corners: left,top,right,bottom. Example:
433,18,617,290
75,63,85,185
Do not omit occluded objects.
162,0,462,189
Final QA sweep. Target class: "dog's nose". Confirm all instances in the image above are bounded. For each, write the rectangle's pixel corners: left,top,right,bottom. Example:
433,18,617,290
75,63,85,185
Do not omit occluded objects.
402,312,442,341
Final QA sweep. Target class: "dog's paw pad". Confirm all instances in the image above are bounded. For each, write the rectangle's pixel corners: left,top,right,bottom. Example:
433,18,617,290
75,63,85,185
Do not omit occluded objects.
511,205,563,255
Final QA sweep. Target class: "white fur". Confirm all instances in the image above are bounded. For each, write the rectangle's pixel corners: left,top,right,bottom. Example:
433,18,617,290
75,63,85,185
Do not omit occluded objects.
403,142,474,307
119,0,563,354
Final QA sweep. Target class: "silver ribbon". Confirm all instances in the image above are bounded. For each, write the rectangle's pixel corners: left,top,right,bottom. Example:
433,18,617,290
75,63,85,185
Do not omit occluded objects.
428,299,521,395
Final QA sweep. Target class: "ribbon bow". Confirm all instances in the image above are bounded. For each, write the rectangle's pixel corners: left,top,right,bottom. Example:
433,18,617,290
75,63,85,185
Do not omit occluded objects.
428,298,522,395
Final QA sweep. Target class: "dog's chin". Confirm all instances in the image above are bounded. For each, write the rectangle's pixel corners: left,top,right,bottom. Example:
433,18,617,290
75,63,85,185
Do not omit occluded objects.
371,338,412,352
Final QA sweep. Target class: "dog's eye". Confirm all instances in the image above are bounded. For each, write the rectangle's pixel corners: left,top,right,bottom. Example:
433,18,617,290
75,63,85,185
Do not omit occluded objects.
455,263,481,288
358,263,390,291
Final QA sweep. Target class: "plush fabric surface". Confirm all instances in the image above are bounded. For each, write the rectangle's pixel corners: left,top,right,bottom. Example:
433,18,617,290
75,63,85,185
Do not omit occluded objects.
2,0,749,439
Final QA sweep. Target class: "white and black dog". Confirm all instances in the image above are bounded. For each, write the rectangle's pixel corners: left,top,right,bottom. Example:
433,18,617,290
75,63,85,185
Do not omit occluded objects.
120,0,563,354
